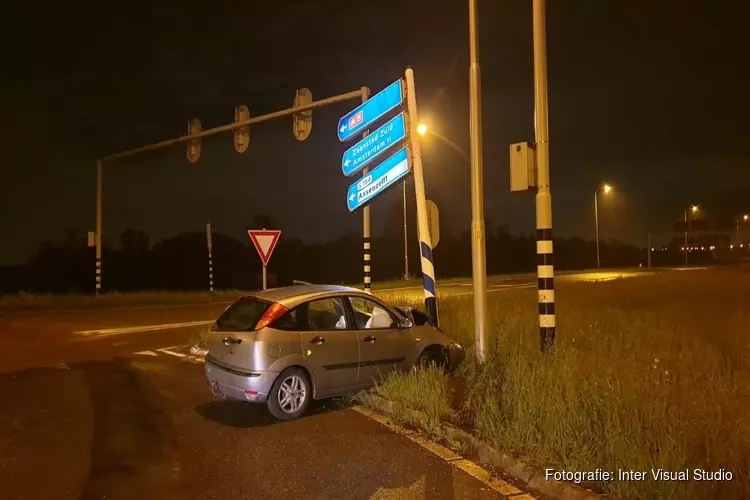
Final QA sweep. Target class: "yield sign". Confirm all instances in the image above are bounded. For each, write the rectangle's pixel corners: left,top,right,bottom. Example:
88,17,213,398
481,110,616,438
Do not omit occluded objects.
248,229,282,266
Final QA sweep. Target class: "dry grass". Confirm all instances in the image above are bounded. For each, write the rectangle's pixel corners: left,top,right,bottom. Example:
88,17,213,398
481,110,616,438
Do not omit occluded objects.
374,267,750,500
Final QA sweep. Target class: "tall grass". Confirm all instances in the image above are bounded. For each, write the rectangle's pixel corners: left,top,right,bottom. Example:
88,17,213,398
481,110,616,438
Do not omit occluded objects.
377,267,750,500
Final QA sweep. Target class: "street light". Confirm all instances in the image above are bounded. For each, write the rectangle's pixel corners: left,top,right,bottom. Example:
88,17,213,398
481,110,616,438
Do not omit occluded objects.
684,205,699,265
737,214,749,247
594,183,613,269
416,123,470,162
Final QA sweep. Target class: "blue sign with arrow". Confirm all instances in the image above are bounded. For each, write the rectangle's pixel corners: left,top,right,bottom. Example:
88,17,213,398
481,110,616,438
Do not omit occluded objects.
338,79,403,142
341,113,406,177
346,147,410,212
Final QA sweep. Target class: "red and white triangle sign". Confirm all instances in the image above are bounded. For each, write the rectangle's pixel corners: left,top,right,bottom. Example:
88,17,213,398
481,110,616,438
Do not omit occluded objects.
248,229,282,266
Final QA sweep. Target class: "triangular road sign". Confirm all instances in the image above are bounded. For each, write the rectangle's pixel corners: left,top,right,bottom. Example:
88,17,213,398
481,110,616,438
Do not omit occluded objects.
248,229,282,266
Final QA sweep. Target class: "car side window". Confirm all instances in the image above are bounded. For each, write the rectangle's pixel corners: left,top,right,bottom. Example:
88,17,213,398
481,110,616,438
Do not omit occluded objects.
305,297,350,331
349,297,397,330
271,307,300,331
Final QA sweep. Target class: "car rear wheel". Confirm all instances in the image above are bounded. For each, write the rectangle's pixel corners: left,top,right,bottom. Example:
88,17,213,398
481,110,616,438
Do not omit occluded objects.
267,367,311,421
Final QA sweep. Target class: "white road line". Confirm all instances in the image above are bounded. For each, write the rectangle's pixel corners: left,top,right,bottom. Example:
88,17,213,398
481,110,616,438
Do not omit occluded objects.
75,320,214,337
133,350,158,356
157,348,187,358
352,406,534,498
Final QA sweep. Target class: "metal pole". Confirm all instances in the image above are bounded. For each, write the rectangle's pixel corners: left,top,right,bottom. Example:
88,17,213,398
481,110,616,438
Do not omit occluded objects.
685,208,688,266
95,160,103,295
403,181,409,279
262,265,267,290
533,0,556,354
206,222,214,292
594,190,600,269
737,221,741,247
647,232,652,269
405,68,439,327
468,0,488,361
360,87,372,294
101,89,366,163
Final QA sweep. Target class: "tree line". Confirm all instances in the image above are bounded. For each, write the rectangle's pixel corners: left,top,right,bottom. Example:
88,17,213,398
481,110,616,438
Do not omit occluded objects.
0,217,716,295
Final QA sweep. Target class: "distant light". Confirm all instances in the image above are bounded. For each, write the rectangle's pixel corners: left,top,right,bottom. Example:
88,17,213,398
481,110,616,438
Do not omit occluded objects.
701,246,705,251
651,247,655,251
691,205,699,213
744,214,749,221
730,245,734,249
603,184,613,194
681,247,685,251
417,123,428,136
710,246,715,250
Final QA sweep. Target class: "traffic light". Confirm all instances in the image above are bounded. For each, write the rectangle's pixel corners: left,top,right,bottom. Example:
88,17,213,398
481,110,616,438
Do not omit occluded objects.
234,105,250,153
187,118,202,163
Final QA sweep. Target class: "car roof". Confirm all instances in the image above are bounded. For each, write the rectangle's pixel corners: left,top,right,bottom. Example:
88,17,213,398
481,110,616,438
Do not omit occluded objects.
243,284,370,308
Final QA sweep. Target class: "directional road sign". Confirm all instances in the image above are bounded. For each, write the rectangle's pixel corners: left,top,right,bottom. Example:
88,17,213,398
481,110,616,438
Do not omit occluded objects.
337,79,403,142
347,147,409,212
248,229,282,266
342,113,406,177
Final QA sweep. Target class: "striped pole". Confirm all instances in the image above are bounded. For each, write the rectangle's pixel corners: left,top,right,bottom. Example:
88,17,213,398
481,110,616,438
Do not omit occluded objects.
206,222,214,293
361,87,372,294
405,68,439,327
533,0,556,353
95,160,103,295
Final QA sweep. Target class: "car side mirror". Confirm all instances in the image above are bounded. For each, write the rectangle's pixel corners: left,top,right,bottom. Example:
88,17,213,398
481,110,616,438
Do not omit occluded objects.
397,318,413,330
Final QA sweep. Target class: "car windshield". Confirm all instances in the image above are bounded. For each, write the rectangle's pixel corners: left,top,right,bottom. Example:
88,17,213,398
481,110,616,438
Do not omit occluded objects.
214,297,270,331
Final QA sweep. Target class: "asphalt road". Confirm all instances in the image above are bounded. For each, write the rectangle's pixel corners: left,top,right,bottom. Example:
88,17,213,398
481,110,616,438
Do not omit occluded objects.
0,267,696,499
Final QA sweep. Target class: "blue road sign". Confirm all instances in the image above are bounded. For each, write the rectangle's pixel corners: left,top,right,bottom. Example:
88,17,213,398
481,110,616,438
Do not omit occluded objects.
347,147,409,212
341,113,406,177
338,79,403,142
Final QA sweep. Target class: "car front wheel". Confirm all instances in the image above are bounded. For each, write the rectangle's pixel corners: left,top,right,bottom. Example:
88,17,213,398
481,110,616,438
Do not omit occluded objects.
267,367,311,421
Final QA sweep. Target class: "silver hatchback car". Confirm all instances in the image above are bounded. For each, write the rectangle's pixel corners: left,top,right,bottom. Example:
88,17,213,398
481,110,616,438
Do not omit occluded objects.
204,284,464,420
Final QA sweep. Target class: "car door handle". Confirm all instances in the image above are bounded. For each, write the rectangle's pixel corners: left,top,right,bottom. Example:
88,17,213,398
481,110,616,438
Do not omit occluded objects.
309,336,325,345
363,335,376,343
222,337,242,346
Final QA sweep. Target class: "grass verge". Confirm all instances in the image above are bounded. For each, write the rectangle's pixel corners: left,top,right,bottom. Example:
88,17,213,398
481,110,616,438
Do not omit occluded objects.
370,266,750,500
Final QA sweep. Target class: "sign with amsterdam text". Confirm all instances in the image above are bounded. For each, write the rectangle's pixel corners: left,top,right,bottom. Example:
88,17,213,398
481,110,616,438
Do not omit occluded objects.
341,113,406,177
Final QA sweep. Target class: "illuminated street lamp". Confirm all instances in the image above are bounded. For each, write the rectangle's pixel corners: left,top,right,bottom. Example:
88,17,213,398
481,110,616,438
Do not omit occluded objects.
403,122,470,280
684,205,699,265
416,123,470,162
594,183,613,269
737,214,749,247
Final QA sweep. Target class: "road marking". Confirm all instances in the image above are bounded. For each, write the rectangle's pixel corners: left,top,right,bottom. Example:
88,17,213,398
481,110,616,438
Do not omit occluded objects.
352,405,535,499
157,348,187,358
74,320,214,337
133,350,158,356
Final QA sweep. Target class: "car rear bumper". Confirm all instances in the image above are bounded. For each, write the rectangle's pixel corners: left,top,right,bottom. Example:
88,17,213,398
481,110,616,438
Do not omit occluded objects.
204,355,278,403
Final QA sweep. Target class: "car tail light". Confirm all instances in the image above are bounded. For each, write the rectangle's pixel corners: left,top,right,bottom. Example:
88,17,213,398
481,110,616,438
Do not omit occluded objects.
254,302,288,330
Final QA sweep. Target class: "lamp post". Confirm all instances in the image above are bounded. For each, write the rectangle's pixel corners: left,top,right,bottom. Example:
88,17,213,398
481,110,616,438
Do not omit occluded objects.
737,214,748,246
594,183,612,269
684,205,699,265
413,122,470,282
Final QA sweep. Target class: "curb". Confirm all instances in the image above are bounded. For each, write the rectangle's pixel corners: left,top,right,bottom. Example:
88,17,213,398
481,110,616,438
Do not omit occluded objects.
366,395,602,500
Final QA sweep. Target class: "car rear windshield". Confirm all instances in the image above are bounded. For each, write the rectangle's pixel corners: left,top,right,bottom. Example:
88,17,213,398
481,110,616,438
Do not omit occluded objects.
214,297,271,332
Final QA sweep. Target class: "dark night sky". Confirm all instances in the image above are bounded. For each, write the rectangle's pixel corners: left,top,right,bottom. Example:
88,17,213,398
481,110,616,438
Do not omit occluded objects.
3,0,749,264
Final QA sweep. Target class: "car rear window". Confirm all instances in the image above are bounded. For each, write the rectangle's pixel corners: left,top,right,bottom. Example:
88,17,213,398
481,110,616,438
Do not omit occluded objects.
214,297,270,332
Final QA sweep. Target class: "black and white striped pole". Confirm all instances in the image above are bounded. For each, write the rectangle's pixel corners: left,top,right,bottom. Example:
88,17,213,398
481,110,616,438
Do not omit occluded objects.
533,0,556,353
360,87,373,294
95,160,103,295
404,68,439,327
206,222,214,293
